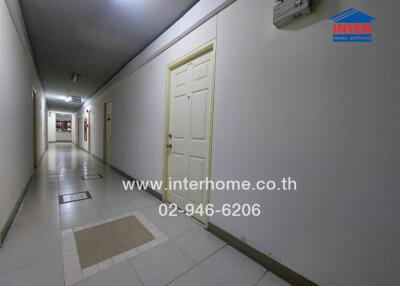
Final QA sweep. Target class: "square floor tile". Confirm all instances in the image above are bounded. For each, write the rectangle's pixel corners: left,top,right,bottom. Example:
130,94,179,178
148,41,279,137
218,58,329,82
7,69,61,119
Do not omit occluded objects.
0,257,64,286
12,211,59,228
0,240,37,275
2,220,60,246
168,266,218,286
95,200,137,219
18,204,60,220
256,272,290,286
70,261,143,286
200,246,266,286
20,195,59,211
60,199,98,216
131,193,159,210
140,205,163,222
130,242,195,286
60,209,103,230
154,215,200,238
173,227,226,263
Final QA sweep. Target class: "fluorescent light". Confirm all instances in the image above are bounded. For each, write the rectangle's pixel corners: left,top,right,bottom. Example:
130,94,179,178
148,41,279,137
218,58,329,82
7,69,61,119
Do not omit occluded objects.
46,93,66,101
72,73,78,83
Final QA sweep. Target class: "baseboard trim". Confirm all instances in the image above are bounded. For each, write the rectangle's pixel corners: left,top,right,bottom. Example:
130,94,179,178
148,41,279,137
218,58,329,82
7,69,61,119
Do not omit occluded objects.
0,174,33,247
75,144,163,202
37,149,45,167
109,164,163,201
207,223,318,286
143,185,163,201
91,153,107,165
77,145,108,167
75,144,91,155
75,144,315,285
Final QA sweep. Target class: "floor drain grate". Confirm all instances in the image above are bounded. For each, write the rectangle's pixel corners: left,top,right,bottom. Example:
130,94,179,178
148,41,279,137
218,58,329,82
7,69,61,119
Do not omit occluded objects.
81,174,103,180
59,191,92,204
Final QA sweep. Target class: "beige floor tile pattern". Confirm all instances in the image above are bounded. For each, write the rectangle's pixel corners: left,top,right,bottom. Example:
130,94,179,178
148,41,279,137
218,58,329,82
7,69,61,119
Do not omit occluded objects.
75,215,154,268
62,211,168,285
0,143,288,286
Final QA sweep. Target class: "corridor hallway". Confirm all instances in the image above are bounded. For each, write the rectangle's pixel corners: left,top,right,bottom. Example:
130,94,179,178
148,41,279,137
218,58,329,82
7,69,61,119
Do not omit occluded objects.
0,143,283,286
1,0,399,285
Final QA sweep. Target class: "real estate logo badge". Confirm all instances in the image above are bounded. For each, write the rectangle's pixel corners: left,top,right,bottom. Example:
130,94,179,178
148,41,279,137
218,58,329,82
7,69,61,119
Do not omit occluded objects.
329,8,375,42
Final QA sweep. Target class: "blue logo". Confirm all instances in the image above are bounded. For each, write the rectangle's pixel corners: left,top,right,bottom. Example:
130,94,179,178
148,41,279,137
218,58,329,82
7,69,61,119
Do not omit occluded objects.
329,8,375,42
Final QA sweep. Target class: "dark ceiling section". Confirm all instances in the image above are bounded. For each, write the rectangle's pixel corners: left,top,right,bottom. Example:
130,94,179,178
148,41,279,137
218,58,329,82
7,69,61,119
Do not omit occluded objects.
20,0,199,111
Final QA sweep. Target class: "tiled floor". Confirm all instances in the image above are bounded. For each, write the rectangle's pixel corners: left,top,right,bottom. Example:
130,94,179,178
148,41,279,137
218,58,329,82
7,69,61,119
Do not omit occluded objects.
0,143,289,286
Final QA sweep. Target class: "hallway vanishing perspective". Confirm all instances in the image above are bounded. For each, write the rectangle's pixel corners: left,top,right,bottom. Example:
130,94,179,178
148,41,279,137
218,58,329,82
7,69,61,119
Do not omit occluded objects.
0,143,282,286
1,0,399,286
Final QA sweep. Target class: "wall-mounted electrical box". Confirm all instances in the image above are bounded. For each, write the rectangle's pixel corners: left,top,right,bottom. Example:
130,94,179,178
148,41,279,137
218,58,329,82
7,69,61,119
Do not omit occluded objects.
273,0,313,28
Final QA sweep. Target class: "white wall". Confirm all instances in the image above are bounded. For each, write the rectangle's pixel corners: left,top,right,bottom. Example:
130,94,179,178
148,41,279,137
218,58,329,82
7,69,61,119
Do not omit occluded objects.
77,17,216,178
71,114,78,144
0,0,47,234
77,97,108,156
48,111,56,142
75,0,230,160
3,0,47,159
74,0,400,285
211,1,400,285
77,109,89,150
34,89,47,159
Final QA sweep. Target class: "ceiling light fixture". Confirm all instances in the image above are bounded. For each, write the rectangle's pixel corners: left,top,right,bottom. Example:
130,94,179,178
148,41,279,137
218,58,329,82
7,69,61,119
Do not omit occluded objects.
65,96,72,102
72,73,79,83
46,93,66,101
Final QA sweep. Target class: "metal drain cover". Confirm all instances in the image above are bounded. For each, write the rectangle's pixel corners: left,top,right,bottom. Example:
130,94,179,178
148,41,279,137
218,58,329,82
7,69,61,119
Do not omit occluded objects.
81,174,103,180
59,191,92,204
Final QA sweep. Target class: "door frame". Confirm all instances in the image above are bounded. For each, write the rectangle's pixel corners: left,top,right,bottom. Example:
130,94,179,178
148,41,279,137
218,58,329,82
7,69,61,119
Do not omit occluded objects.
76,115,80,145
103,100,111,164
162,40,217,226
88,110,92,154
45,105,48,149
32,88,38,168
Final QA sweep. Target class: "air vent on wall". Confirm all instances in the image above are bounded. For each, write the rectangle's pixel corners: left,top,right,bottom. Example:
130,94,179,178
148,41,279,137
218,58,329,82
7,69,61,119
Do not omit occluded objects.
71,96,81,103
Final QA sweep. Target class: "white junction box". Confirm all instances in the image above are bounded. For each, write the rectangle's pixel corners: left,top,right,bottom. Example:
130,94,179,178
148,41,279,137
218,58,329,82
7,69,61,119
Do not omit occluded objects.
273,0,313,28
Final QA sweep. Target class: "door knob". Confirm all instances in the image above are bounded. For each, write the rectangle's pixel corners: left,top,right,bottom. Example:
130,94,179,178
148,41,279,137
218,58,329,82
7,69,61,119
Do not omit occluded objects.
166,144,172,149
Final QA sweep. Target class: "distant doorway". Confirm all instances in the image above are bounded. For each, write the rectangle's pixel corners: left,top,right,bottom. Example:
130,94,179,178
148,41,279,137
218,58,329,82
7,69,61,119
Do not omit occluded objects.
88,111,92,154
45,106,48,149
103,101,112,164
56,113,72,142
32,88,38,168
77,116,80,145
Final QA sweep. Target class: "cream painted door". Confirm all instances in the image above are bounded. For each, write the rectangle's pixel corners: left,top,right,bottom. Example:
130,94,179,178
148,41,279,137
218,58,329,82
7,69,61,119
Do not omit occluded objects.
105,101,112,163
167,51,214,223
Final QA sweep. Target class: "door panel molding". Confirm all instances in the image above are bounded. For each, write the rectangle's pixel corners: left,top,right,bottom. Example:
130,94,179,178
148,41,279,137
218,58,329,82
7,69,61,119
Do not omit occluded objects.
162,40,217,226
